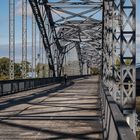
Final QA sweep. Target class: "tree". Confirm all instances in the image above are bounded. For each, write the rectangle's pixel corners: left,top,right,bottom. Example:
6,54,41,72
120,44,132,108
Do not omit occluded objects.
35,63,49,77
14,63,22,78
0,57,10,79
90,67,100,75
0,57,31,80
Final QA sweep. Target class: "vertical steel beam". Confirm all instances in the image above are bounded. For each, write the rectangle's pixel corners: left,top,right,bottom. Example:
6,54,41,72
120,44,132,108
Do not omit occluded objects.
103,0,113,87
9,0,15,80
76,43,83,75
38,5,43,78
103,0,136,133
53,46,58,77
111,0,121,103
42,42,44,66
120,0,136,133
32,14,36,78
22,0,27,78
29,0,56,77
39,33,41,78
45,51,48,77
43,46,46,77
39,33,44,78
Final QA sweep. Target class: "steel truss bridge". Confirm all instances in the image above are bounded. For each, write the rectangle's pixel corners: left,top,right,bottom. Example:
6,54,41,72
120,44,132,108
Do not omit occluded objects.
0,0,137,139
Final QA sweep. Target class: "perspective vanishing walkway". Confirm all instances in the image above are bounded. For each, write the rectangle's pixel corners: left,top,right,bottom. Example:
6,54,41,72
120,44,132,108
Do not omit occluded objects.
0,76,103,140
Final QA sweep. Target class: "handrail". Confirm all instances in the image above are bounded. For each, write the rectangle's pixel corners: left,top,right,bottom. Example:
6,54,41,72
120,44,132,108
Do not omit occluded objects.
101,83,136,140
0,75,89,96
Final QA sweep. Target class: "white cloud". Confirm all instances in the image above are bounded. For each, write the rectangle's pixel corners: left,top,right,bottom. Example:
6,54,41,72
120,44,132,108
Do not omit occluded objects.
137,34,140,45
15,0,32,17
137,21,140,31
136,22,140,45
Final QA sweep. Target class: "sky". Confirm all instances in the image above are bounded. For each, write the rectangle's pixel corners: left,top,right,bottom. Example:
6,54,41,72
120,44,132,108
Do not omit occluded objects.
0,0,33,62
136,0,140,63
0,0,140,63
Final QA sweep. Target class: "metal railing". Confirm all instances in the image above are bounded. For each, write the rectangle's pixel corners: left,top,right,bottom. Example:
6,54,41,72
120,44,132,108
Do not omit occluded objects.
101,83,136,140
0,75,89,96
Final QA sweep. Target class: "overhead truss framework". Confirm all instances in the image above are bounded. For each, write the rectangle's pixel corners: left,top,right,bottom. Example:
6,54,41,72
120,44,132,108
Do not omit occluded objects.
29,0,102,76
50,0,102,71
29,0,56,76
28,0,136,133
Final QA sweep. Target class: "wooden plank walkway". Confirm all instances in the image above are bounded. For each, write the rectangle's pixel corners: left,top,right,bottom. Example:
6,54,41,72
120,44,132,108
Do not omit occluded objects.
0,76,103,140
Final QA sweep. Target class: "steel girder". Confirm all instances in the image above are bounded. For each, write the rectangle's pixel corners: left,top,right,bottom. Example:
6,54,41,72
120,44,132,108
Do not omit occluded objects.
58,21,102,70
9,0,15,80
29,0,56,77
29,0,102,76
28,0,136,132
103,0,136,133
29,0,67,77
32,15,37,78
49,0,102,73
120,0,136,132
22,0,27,79
42,0,65,76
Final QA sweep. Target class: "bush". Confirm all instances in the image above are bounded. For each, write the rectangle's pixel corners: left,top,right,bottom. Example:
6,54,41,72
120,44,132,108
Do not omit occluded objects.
90,67,100,75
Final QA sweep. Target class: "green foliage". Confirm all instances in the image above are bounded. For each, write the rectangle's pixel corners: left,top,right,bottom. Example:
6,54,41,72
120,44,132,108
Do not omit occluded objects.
0,57,10,79
115,58,120,70
35,63,49,77
115,58,120,66
14,63,22,78
90,67,100,75
21,61,30,73
115,58,132,70
0,57,30,80
124,59,131,65
0,75,9,80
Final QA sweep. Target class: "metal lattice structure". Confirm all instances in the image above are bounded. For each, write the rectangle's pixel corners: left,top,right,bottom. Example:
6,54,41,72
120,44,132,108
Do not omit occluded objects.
103,0,136,132
7,0,137,133
29,0,136,133
9,0,15,80
28,0,103,77
22,0,27,78
32,14,37,78
120,0,136,132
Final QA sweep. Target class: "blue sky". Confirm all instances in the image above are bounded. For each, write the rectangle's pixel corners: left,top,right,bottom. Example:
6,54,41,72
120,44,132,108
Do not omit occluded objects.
136,0,140,63
0,0,36,62
0,0,140,63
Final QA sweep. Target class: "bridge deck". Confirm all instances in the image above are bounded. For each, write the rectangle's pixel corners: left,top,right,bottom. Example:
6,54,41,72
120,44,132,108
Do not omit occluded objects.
0,76,103,140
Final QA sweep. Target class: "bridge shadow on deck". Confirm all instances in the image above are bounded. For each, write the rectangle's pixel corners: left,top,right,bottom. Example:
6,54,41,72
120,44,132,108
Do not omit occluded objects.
0,82,74,111
0,76,103,140
0,120,103,140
